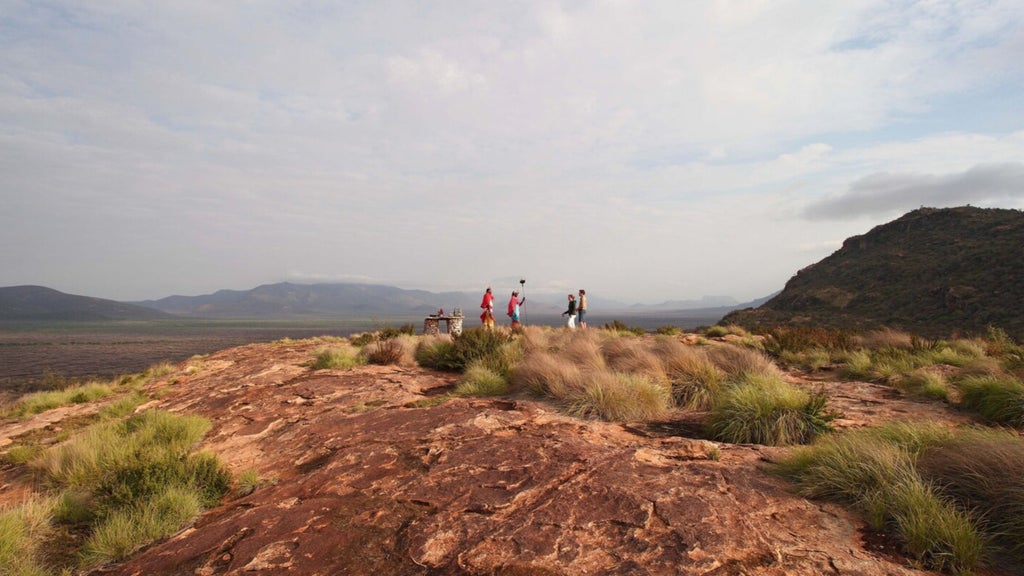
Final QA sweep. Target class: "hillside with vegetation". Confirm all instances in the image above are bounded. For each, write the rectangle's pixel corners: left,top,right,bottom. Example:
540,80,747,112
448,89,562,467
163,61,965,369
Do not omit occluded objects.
723,206,1024,339
2,323,1024,575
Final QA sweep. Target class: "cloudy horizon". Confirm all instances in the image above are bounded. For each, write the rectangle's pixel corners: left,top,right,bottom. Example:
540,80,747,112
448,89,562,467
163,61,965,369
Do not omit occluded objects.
2,1,1023,304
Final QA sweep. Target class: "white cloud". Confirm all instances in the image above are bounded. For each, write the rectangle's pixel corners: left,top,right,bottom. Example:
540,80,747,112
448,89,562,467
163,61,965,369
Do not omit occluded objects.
804,162,1024,220
1,1,1023,302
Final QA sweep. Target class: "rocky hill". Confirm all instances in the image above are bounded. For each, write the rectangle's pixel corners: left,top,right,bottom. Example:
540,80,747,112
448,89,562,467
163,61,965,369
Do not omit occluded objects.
0,336,985,576
0,285,171,321
723,206,1024,339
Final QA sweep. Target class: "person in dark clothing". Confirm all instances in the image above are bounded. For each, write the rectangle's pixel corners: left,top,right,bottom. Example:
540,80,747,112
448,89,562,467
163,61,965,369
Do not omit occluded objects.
561,294,577,329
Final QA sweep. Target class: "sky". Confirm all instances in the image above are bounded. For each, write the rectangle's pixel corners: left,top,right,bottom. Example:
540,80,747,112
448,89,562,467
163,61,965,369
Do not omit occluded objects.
2,1,1023,305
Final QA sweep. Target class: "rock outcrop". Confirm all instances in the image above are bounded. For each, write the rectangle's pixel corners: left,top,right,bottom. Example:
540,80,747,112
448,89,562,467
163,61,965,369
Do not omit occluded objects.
44,338,960,576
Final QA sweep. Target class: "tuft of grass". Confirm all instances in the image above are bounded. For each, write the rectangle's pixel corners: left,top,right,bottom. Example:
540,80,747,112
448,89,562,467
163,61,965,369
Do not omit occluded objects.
706,344,780,379
916,427,1024,562
894,369,949,401
454,364,510,397
858,328,915,351
652,341,723,411
707,372,835,446
311,346,364,370
955,375,1024,427
80,485,202,569
601,338,669,385
0,497,55,576
11,382,113,418
886,476,984,574
775,426,985,573
98,391,149,420
510,351,585,398
564,372,670,422
4,444,43,466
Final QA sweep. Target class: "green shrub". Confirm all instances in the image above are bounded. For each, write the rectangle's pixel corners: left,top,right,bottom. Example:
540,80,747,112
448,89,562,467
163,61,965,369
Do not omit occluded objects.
349,332,376,346
655,325,682,336
704,325,730,338
707,372,835,446
415,328,512,372
955,375,1024,426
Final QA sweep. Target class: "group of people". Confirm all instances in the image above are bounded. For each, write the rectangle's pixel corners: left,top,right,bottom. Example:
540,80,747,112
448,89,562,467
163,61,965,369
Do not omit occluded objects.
478,287,587,330
562,289,587,329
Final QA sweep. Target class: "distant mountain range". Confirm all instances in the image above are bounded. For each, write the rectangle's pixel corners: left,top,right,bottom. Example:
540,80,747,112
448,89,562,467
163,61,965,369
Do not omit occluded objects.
0,283,764,322
724,206,1024,340
0,285,171,321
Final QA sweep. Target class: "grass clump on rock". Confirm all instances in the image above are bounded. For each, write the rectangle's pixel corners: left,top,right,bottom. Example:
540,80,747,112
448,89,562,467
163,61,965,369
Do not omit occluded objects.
706,372,834,446
954,374,1024,427
2,409,232,574
311,345,364,370
774,422,1024,574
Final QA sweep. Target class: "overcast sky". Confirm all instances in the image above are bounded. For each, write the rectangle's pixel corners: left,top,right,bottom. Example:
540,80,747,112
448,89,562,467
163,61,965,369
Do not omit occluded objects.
2,1,1023,304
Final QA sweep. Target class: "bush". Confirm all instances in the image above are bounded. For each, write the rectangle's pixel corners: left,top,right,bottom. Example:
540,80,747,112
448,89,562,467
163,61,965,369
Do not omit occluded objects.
415,328,512,372
655,325,682,336
707,372,835,445
366,338,404,365
955,375,1024,427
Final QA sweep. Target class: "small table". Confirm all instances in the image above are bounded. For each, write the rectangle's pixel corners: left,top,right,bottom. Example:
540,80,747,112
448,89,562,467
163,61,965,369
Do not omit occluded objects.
424,315,463,336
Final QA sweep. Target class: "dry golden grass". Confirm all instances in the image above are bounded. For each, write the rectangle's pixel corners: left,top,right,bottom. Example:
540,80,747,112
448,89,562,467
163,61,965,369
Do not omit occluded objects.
510,350,586,398
600,337,668,386
857,328,915,350
706,344,780,378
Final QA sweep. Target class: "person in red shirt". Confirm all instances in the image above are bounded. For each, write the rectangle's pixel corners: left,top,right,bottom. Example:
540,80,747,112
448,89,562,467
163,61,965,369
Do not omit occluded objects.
480,287,495,329
507,290,525,327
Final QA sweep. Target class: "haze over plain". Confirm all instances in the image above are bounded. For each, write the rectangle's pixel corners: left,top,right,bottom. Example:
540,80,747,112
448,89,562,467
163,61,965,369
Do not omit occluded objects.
2,2,1023,304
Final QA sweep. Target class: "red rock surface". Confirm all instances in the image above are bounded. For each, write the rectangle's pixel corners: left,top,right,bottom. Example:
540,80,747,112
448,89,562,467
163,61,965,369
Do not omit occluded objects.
1,338,984,575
